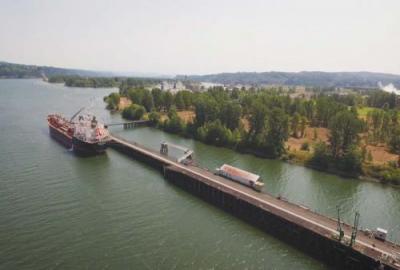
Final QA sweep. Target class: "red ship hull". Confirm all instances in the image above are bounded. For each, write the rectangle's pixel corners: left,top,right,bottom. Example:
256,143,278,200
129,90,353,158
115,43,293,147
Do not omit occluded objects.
72,137,108,156
48,123,73,149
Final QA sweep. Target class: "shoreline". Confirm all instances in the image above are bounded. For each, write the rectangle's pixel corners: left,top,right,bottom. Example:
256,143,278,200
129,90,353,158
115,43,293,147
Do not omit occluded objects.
149,123,400,188
106,101,400,187
107,95,400,188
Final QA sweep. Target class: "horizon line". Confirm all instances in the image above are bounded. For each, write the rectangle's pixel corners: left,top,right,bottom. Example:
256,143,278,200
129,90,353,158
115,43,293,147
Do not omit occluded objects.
2,59,400,78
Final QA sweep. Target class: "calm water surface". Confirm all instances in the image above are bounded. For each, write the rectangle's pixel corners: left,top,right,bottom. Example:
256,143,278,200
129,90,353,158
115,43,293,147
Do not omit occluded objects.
1,79,399,269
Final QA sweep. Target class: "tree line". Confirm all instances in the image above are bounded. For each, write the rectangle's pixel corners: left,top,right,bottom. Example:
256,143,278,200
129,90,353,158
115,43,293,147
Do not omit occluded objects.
109,86,400,184
48,75,165,89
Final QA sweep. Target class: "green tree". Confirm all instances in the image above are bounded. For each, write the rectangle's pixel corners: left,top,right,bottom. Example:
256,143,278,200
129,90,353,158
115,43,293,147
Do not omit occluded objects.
164,115,185,134
148,111,161,125
315,97,346,127
301,142,310,151
329,110,363,158
203,120,232,146
338,145,363,173
231,88,240,99
168,105,178,119
350,106,358,117
151,88,163,111
264,108,289,157
182,91,193,109
105,92,120,110
248,101,267,139
194,97,219,126
163,91,174,111
389,126,400,154
310,142,330,169
361,145,367,162
367,150,373,163
231,128,242,146
300,116,307,138
122,104,146,120
196,126,208,141
127,88,145,105
220,102,242,130
175,91,186,110
142,90,154,112
304,100,316,125
291,113,301,138
367,109,384,143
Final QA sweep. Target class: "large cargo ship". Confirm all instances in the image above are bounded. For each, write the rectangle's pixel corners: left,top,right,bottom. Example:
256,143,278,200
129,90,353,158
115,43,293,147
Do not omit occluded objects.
215,164,264,191
47,110,110,155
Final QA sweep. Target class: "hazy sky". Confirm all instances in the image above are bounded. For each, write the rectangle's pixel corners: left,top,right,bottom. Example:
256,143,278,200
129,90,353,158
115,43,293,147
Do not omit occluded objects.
1,0,399,75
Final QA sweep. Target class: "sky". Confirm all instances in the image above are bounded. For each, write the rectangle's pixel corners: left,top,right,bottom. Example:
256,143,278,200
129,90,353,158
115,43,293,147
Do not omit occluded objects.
0,0,399,75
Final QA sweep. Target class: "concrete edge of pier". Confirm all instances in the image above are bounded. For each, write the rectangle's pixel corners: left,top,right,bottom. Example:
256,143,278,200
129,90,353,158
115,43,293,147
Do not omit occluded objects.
107,134,400,270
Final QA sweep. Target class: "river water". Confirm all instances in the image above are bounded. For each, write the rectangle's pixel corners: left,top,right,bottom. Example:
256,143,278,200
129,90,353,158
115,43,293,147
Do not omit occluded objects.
0,79,399,269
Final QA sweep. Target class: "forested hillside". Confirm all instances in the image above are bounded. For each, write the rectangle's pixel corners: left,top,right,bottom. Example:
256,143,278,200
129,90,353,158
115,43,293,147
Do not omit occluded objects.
0,61,107,78
177,71,400,88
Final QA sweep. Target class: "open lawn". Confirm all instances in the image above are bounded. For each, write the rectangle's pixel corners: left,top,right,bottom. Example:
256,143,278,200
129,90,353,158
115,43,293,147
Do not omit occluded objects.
357,106,378,119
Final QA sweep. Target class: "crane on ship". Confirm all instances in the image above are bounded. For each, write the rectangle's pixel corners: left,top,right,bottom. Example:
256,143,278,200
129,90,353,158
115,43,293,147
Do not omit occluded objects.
70,107,86,122
69,98,98,123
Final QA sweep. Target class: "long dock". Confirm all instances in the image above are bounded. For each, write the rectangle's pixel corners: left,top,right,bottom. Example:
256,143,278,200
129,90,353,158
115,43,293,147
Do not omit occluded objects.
105,120,150,129
108,134,400,270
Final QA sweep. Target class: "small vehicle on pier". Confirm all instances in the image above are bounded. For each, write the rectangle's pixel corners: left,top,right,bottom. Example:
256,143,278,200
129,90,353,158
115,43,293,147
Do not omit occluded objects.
215,164,264,192
374,228,388,241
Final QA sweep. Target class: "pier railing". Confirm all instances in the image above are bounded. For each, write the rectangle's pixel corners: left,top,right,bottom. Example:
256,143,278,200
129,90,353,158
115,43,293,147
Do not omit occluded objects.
105,120,150,129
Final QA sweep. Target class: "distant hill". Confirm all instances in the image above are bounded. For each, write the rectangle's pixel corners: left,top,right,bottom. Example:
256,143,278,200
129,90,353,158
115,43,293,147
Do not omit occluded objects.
177,71,400,88
4,61,400,89
0,61,174,79
0,61,112,79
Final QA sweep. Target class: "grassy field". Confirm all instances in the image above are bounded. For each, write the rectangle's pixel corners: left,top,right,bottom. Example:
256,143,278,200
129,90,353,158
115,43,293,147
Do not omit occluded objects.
357,106,400,119
357,106,378,118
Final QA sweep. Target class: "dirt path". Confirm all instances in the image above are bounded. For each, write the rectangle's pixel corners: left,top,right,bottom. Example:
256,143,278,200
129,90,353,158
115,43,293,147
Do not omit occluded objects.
118,97,132,110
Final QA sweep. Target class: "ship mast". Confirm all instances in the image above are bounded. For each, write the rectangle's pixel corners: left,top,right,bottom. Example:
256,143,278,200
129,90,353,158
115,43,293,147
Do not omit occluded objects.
70,107,86,122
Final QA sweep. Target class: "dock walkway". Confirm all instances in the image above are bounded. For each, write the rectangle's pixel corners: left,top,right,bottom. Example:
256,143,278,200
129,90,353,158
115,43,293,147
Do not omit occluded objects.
109,134,400,269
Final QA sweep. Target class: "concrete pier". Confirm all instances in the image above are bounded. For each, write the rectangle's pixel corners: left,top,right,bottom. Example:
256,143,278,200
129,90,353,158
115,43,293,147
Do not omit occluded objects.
108,134,400,270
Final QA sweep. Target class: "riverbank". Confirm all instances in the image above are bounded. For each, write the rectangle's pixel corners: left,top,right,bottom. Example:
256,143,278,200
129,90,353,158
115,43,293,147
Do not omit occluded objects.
111,102,400,186
146,116,400,187
107,85,400,187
